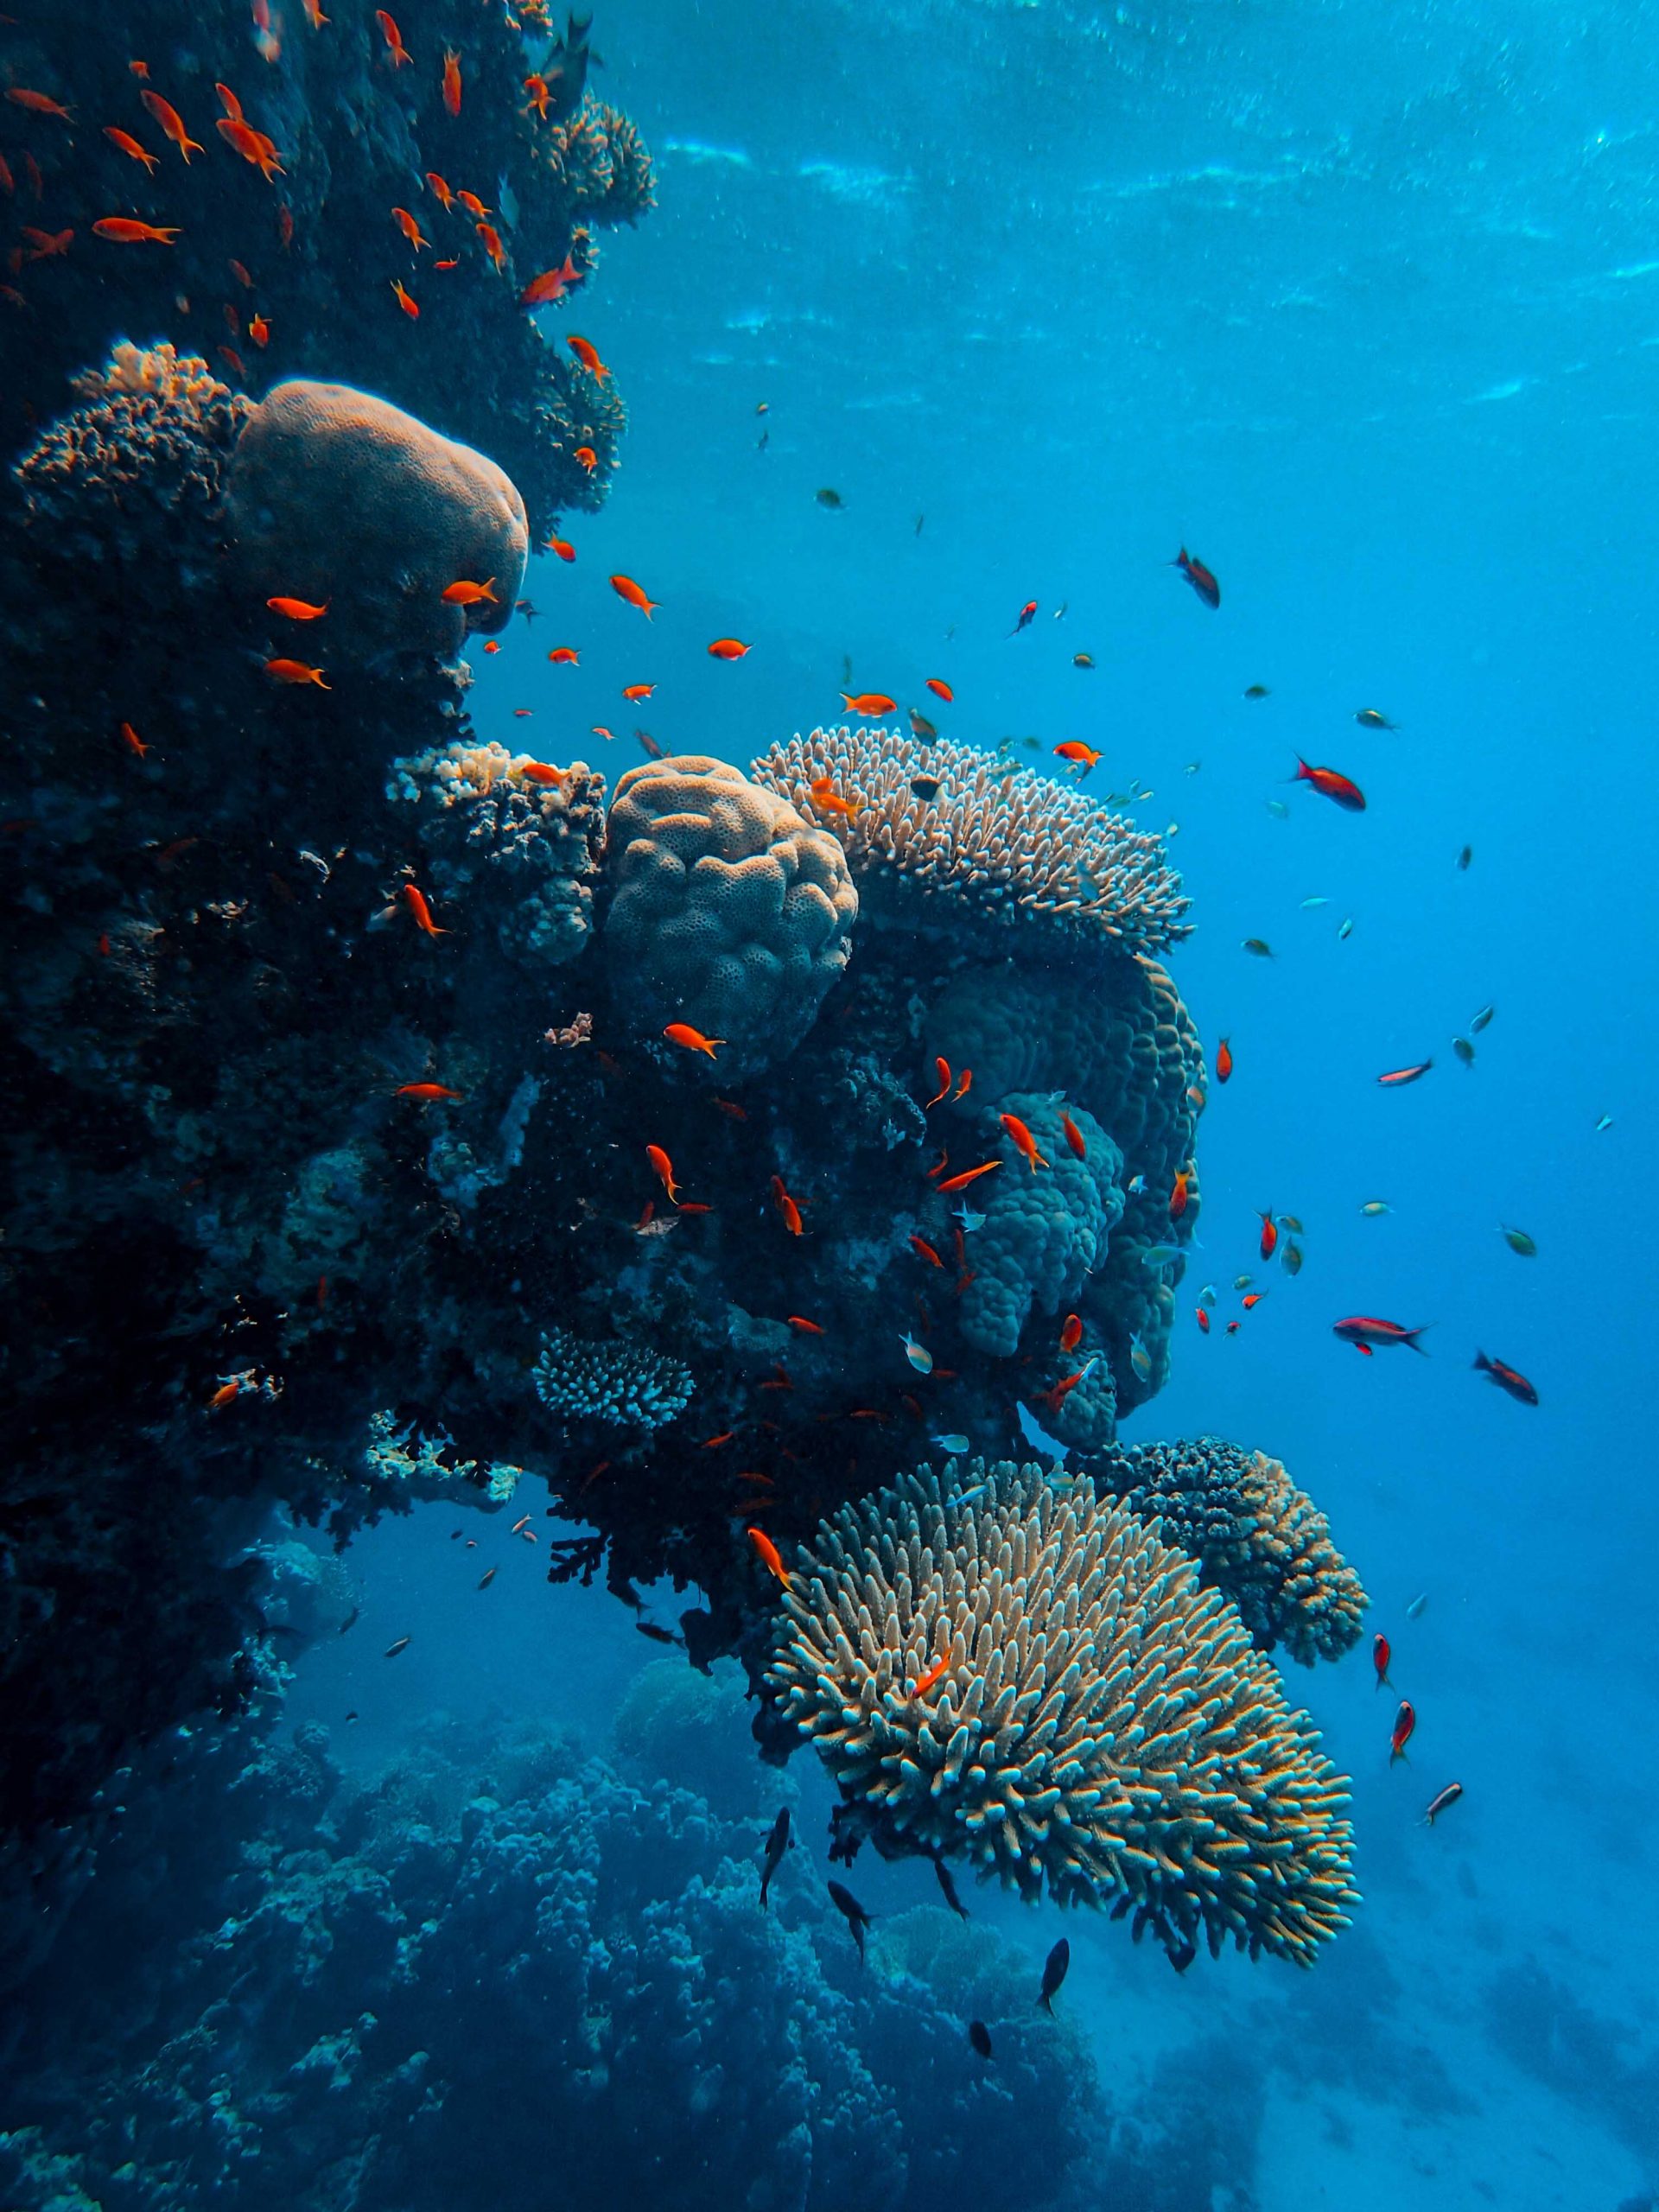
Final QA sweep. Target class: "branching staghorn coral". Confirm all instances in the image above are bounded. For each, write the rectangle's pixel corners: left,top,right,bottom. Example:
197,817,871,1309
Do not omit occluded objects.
534,1325,694,1432
600,755,858,1077
768,1464,1359,1967
751,728,1191,956
1090,1438,1368,1665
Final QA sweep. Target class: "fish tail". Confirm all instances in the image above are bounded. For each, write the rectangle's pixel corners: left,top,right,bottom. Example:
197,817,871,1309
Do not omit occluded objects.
1472,1349,1490,1373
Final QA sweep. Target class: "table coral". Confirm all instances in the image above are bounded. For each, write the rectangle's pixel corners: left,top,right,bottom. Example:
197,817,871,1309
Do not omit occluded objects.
751,727,1191,957
226,379,529,660
534,1325,694,1432
768,1463,1360,1967
1090,1438,1369,1665
600,755,858,1078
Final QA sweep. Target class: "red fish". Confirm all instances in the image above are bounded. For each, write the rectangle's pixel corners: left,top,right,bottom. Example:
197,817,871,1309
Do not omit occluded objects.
1052,741,1101,772
215,81,245,119
840,691,895,716
1195,1306,1211,1334
22,226,73,257
909,1235,944,1269
610,573,658,618
1060,1112,1085,1159
394,1082,461,1101
475,221,505,270
1372,1633,1390,1688
1170,1170,1191,1221
392,206,429,251
442,48,461,116
264,657,328,686
1173,547,1220,608
621,684,655,702
645,1143,679,1203
268,594,327,620
909,1650,950,1700
425,171,455,210
999,1113,1049,1172
375,8,410,63
569,334,608,377
1294,758,1366,812
925,1056,950,1109
787,1315,824,1335
519,763,565,785
442,576,497,606
7,87,73,119
1472,1349,1538,1406
520,256,582,307
1215,1036,1233,1084
952,1069,972,1102
248,314,270,347
140,90,202,162
1258,1209,1277,1261
104,126,160,173
770,1174,803,1236
574,446,598,474
391,278,419,319
118,721,149,759
547,535,576,562
1376,1059,1433,1087
92,218,179,245
1389,1699,1414,1764
747,1528,791,1589
664,1022,722,1058
708,638,751,660
925,678,953,702
936,1160,1001,1193
1011,600,1037,633
1242,1292,1265,1310
402,884,445,937
1332,1315,1428,1355
1059,1313,1082,1352
548,646,579,665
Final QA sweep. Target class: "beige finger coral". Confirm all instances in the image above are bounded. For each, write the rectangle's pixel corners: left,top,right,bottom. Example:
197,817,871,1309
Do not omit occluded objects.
1091,1438,1369,1665
767,1464,1359,1968
226,379,529,661
600,755,858,1077
750,727,1190,957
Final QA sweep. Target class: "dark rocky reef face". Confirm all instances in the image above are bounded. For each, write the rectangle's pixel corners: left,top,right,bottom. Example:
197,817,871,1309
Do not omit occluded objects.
0,0,651,532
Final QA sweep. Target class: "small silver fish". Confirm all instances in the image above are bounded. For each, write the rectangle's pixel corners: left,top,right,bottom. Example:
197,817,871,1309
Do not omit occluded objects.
1265,799,1289,819
931,1433,970,1454
1300,896,1328,909
1338,917,1354,940
1406,1592,1429,1620
1595,1112,1614,1133
1470,1003,1495,1033
899,1332,933,1375
1053,601,1068,620
1184,760,1201,774
1166,820,1179,837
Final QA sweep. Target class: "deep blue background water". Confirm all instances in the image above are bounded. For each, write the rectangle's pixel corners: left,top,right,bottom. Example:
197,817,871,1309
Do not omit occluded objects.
294,1,1657,2202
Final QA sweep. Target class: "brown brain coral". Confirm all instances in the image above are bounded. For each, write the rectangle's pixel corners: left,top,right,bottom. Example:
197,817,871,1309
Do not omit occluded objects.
750,728,1191,956
600,755,858,1077
226,380,529,661
768,1464,1360,1967
1090,1438,1369,1666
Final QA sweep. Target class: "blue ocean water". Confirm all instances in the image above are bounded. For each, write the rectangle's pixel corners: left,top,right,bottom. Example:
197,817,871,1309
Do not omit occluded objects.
3,0,1656,2206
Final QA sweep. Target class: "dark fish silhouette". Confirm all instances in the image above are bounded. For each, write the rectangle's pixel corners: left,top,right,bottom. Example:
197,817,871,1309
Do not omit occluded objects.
634,1619,682,1644
760,1808,792,1909
1424,1781,1464,1826
968,2019,993,2058
1354,708,1397,730
384,1635,411,1657
827,1878,872,1961
816,487,843,509
1457,843,1472,871
1167,1940,1197,1974
1243,683,1270,699
1173,547,1220,608
1037,1936,1070,2013
1010,599,1037,633
1473,1349,1537,1405
910,774,941,800
933,1855,969,1920
543,11,594,120
477,1567,497,1589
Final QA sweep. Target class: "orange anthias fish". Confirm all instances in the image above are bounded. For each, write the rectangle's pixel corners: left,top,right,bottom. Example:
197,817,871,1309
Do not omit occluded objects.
1372,1632,1390,1688
1173,547,1220,608
547,646,580,664
936,1160,1001,1193
839,691,895,716
952,1068,973,1102
610,573,658,618
1170,1168,1191,1220
523,72,550,120
376,9,412,65
645,1143,679,1204
664,1022,723,1058
216,81,245,119
709,638,751,660
518,762,565,785
1053,741,1102,772
268,594,327,620
909,1650,950,1700
1389,1699,1415,1764
787,1315,824,1335
118,721,149,759
92,217,179,245
476,221,505,270
547,535,576,562
747,1526,791,1590
808,779,860,820
442,49,462,117
770,1173,803,1236
574,445,597,474
1216,1036,1233,1084
569,334,609,377
23,226,73,257
456,189,492,218
442,576,497,606
999,1112,1050,1172
1060,1111,1086,1159
248,313,270,347
264,657,328,686
925,1057,950,1109
1258,1209,1278,1261
425,170,455,210
208,1380,242,1409
394,1081,462,1101
1242,1291,1266,1311
1059,1313,1082,1352
302,0,328,26
7,88,74,120
909,1235,944,1269
104,126,160,172
402,883,445,938
141,90,203,162
1294,757,1366,812
392,206,429,251
925,678,953,702
519,255,582,307
391,278,419,319
621,684,655,702
1376,1058,1433,1087
1196,1305,1211,1333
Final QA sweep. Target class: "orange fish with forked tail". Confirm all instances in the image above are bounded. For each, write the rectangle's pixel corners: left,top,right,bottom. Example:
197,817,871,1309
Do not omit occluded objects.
999,1113,1049,1171
92,218,179,245
840,691,894,715
664,1023,722,1058
610,574,658,618
747,1527,791,1589
264,657,328,686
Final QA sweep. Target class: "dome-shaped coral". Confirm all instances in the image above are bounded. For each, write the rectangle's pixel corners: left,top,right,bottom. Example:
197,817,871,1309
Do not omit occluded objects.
1090,1438,1369,1665
768,1464,1359,1968
226,379,529,661
600,755,858,1078
954,1095,1124,1359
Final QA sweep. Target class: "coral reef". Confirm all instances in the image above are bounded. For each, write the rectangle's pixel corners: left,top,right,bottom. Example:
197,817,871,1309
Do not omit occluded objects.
752,727,1191,956
1091,1438,1368,1665
954,1094,1123,1359
226,379,529,658
768,1464,1360,1967
534,1324,695,1430
0,0,655,532
0,1700,1102,2212
600,755,859,1078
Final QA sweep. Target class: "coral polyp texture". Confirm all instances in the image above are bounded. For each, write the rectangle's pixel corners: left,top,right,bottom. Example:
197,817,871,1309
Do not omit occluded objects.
768,1465,1360,1968
534,1325,695,1431
227,379,530,659
751,728,1191,955
1091,1438,1369,1666
600,755,859,1077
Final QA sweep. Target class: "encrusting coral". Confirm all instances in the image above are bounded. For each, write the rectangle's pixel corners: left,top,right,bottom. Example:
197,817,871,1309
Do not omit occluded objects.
600,754,859,1077
954,1095,1123,1359
227,380,530,660
752,727,1191,956
768,1464,1360,1968
1090,1438,1369,1665
534,1325,695,1431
